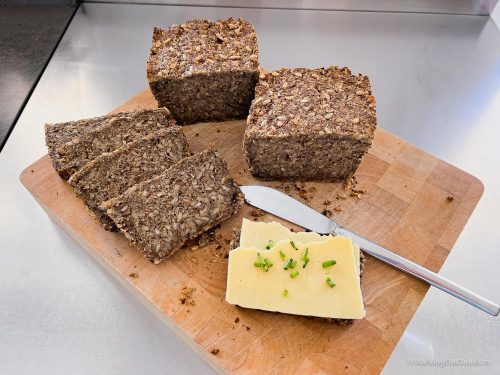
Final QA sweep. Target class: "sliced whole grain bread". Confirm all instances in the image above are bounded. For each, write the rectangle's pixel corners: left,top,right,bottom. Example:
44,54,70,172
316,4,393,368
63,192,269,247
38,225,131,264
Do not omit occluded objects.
102,149,243,263
46,108,175,179
45,112,144,173
68,127,190,231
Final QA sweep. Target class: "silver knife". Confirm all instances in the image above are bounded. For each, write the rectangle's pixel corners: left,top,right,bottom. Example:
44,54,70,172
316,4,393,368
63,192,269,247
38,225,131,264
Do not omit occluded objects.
241,185,500,316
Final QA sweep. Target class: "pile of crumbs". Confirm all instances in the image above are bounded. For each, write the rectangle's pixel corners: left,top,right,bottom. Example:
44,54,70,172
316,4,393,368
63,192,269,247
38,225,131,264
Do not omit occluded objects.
228,227,240,252
183,225,239,265
343,176,367,200
179,286,196,305
275,181,315,203
322,198,343,219
196,224,220,247
250,208,266,221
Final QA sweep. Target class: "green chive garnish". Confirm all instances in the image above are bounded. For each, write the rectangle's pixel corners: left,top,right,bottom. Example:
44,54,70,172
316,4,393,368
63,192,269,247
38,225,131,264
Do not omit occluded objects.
291,260,297,269
290,271,299,279
290,240,298,250
302,248,310,268
257,253,266,265
326,276,336,288
265,240,274,250
301,248,309,260
257,253,270,272
283,289,288,297
254,262,262,267
283,258,294,270
322,260,337,268
264,258,273,268
279,250,286,261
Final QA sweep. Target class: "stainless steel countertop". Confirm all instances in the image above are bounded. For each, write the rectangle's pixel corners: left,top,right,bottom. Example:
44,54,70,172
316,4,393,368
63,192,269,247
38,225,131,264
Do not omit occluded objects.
1,3,499,374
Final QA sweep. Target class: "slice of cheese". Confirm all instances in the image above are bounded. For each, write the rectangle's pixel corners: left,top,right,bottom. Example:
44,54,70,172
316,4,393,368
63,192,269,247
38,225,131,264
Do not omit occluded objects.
240,218,324,248
240,219,361,275
226,236,365,319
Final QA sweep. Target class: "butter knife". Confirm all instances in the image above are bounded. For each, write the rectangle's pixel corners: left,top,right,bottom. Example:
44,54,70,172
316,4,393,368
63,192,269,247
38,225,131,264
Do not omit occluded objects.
241,185,499,316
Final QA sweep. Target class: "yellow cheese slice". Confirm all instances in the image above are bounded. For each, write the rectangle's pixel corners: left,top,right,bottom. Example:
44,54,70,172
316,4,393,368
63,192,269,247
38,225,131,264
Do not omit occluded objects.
240,219,361,275
226,236,365,319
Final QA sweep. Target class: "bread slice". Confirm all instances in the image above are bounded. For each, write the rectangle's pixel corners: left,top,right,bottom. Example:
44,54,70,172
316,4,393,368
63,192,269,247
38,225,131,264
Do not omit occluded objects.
102,149,243,263
45,112,135,174
244,67,377,181
48,108,175,179
68,127,190,231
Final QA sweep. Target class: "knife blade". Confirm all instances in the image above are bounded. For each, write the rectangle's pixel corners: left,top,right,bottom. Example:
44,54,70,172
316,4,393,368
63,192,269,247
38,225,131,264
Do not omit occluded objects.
240,185,500,316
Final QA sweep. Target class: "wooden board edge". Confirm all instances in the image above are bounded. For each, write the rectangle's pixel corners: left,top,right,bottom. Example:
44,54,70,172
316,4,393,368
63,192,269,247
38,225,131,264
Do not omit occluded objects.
23,186,227,375
20,156,43,186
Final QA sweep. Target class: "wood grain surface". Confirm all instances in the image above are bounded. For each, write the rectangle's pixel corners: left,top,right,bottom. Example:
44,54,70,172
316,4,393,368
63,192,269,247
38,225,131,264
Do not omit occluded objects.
20,89,484,374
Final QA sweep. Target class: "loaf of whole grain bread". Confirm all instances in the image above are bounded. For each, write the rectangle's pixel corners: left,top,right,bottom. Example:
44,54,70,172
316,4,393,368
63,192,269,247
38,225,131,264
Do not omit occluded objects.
244,67,377,181
68,127,190,231
147,18,259,124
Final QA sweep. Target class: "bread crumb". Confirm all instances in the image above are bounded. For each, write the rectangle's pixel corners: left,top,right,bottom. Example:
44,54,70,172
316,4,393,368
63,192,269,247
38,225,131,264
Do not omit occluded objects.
234,317,240,323
179,286,196,305
324,199,331,205
322,208,332,217
229,227,241,250
447,195,454,201
128,273,139,278
250,208,266,218
210,348,220,355
343,176,366,200
334,206,343,212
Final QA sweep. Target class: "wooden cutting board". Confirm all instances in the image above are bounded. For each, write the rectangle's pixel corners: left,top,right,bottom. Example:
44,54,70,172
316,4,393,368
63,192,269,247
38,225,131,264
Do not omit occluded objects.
20,89,483,374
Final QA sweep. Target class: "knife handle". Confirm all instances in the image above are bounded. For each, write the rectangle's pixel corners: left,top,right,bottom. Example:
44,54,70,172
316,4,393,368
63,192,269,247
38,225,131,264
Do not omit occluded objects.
336,228,500,316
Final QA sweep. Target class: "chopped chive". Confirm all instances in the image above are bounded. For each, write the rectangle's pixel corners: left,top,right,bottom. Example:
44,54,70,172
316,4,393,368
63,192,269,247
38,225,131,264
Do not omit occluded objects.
326,276,336,288
265,240,274,250
290,240,298,250
257,253,269,272
279,250,286,261
322,260,337,268
254,261,262,267
283,289,288,297
301,248,310,268
283,258,294,270
290,260,297,269
301,248,309,260
264,258,273,268
290,271,299,279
